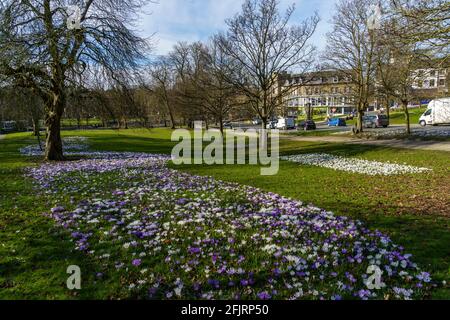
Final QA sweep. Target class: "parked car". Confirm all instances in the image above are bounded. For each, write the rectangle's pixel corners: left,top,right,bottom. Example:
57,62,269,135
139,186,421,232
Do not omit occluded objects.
363,114,389,128
303,120,316,131
252,118,262,125
1,121,17,133
328,118,347,127
345,113,355,120
276,117,296,130
223,121,233,129
266,120,278,129
419,98,450,126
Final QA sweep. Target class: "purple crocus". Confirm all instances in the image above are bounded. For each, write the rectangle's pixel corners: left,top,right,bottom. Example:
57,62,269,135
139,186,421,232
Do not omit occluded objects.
257,292,271,300
132,259,142,266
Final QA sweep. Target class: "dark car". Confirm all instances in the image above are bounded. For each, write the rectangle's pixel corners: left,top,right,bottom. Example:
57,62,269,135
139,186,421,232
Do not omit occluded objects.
304,120,316,131
345,113,355,120
363,114,389,128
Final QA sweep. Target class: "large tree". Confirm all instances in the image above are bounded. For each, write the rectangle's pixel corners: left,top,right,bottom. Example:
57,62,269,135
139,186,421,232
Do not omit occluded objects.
0,0,151,160
215,0,319,129
324,0,379,133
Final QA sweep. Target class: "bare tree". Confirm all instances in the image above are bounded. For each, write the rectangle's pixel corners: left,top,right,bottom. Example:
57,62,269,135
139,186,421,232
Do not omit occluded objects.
215,0,319,129
390,0,449,56
201,42,245,134
170,41,243,134
376,41,422,134
324,0,379,133
374,5,442,135
0,0,151,160
146,57,178,129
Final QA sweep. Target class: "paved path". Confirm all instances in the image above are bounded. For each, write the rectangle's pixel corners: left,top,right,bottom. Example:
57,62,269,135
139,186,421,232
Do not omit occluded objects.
218,129,450,152
283,135,450,152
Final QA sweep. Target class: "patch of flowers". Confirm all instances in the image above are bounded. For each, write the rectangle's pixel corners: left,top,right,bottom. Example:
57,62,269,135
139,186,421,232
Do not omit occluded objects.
23,139,432,299
281,153,431,176
20,136,89,156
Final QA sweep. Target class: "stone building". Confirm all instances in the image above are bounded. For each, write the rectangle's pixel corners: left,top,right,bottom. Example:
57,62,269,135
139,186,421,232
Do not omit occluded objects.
276,70,356,117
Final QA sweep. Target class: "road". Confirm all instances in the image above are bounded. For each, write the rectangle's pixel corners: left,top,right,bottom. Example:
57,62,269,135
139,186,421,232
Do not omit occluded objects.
227,122,450,152
231,121,449,134
283,135,450,152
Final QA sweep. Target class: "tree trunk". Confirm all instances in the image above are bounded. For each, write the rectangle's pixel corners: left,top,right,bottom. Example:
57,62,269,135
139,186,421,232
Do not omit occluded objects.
355,107,364,134
385,96,390,119
260,116,268,150
32,116,40,136
306,104,312,121
219,116,224,135
167,103,176,129
261,115,268,130
402,101,411,135
44,96,65,161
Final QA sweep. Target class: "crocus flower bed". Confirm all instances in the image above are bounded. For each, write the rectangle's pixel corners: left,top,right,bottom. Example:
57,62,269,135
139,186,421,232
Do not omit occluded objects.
20,136,89,156
281,153,431,176
23,141,432,300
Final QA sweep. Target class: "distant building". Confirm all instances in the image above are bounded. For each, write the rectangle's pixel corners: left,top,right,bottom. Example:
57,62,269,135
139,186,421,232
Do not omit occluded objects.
411,67,449,101
276,65,449,117
276,71,356,117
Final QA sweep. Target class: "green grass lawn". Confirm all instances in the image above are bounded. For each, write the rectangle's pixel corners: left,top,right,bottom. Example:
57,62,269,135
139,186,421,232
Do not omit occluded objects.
0,128,448,299
388,108,427,125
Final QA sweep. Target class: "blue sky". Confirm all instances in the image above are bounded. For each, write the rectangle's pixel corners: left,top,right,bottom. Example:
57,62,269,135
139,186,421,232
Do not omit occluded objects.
138,0,338,55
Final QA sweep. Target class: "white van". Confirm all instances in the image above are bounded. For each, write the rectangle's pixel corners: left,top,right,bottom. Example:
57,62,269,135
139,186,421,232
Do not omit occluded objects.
419,98,450,127
275,117,296,130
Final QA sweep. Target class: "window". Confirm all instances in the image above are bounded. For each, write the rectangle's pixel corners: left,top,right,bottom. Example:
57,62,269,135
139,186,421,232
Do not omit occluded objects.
430,79,435,87
439,79,445,86
424,109,432,116
333,76,338,83
417,80,423,88
430,70,436,76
